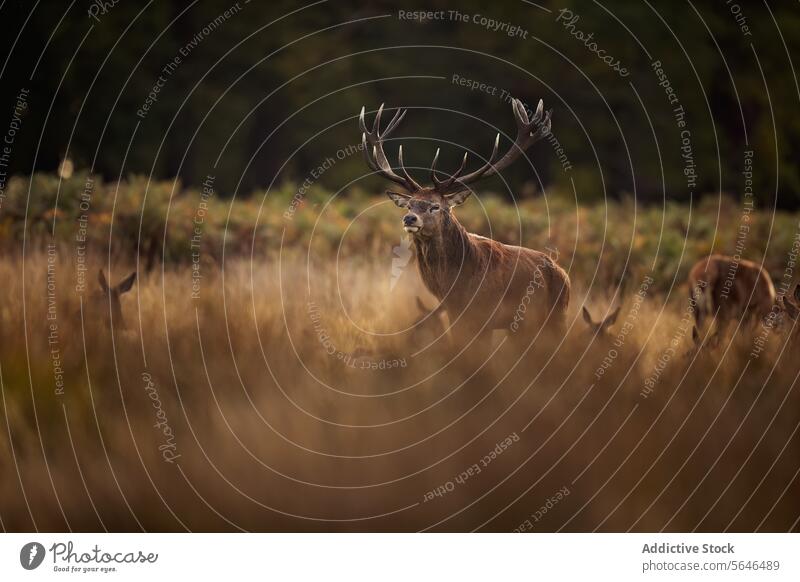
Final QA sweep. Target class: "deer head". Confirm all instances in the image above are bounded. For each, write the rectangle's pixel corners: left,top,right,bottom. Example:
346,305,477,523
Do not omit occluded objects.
775,283,800,325
96,269,136,329
359,99,551,237
684,324,726,358
581,306,620,337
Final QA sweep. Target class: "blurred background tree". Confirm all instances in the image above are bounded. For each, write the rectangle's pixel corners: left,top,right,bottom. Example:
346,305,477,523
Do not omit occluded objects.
0,0,797,206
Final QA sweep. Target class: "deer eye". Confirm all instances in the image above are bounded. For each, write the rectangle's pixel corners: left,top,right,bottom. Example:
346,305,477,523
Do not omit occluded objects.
429,205,440,213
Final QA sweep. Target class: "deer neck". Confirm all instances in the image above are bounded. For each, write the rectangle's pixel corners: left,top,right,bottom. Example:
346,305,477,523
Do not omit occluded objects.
412,214,474,301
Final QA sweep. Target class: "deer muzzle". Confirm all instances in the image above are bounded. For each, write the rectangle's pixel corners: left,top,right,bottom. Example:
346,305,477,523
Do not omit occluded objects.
403,214,420,233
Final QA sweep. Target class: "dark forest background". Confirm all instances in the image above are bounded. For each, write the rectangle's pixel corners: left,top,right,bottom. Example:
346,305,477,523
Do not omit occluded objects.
0,0,798,206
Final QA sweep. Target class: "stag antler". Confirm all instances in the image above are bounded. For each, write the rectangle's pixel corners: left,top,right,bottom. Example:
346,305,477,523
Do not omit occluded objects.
359,104,421,192
359,98,551,196
431,98,552,195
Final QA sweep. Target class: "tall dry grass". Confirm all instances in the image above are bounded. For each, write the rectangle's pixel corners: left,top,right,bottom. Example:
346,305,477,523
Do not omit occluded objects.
0,244,798,532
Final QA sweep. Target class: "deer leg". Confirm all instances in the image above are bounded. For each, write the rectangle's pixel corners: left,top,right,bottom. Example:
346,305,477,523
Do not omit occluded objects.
691,284,705,330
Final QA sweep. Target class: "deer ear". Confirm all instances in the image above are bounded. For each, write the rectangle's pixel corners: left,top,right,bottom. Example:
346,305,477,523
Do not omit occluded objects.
386,191,410,208
793,283,800,304
116,272,136,294
581,306,593,325
98,269,109,292
445,190,473,207
692,326,700,344
603,306,621,328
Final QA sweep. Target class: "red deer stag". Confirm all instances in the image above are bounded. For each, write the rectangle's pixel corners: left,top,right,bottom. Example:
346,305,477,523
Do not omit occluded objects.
688,254,775,332
359,99,570,341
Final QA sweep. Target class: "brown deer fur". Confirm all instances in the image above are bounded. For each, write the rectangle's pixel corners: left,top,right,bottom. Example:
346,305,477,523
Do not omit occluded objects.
688,254,775,329
390,189,570,336
361,98,569,339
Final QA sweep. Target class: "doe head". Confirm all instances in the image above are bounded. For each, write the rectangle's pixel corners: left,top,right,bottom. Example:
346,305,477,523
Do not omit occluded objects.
97,269,136,329
776,283,800,327
582,305,620,337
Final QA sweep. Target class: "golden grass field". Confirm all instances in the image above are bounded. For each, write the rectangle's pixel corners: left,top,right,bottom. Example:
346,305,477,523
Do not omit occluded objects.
1,180,799,532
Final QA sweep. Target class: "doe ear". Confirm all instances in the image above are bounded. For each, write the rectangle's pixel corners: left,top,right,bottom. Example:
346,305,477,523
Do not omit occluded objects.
386,190,411,208
793,283,800,304
581,306,594,326
603,306,621,328
692,326,700,345
98,269,109,292
445,189,473,207
783,295,800,320
116,272,137,294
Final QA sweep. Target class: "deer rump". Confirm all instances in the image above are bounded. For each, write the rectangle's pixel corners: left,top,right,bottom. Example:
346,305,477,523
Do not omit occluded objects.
415,233,570,334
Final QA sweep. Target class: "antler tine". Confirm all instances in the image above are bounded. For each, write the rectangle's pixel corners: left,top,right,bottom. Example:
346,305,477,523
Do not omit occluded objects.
382,108,406,137
438,152,469,191
513,97,531,126
372,103,384,135
430,148,443,186
533,98,544,122
444,134,500,191
441,152,467,191
358,106,368,135
398,146,423,192
359,104,420,191
431,148,468,188
361,132,385,176
452,151,469,181
361,133,376,171
435,97,552,194
538,108,553,139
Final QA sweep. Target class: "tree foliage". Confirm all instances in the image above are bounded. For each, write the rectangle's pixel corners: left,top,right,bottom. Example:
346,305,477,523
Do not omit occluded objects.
0,1,797,206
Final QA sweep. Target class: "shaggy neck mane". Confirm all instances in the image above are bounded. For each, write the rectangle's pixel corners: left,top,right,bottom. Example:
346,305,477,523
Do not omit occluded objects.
412,212,477,300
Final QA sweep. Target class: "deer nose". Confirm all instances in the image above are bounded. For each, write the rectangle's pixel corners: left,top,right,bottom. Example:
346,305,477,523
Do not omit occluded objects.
403,214,418,226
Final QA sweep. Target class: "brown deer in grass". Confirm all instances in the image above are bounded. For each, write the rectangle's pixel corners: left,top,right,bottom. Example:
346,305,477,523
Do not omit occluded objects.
351,296,449,364
683,325,708,359
359,99,570,342
688,255,775,333
85,269,137,330
581,305,620,338
776,283,800,333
